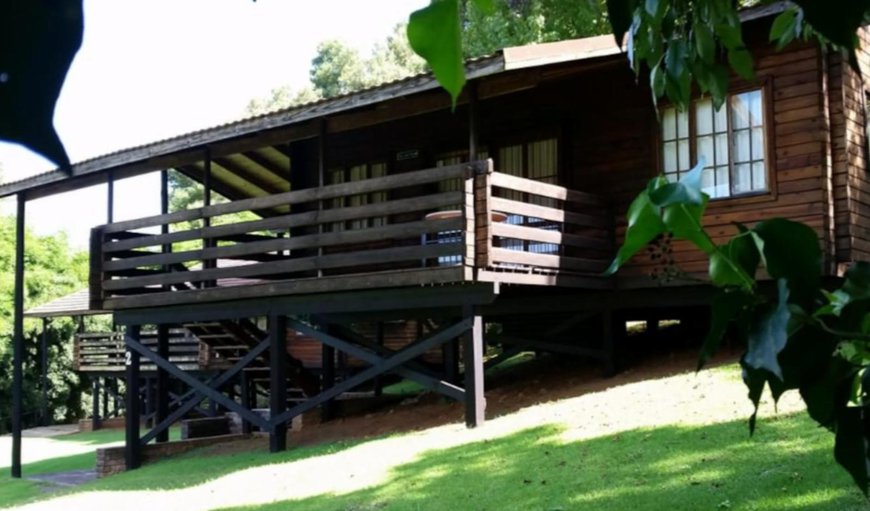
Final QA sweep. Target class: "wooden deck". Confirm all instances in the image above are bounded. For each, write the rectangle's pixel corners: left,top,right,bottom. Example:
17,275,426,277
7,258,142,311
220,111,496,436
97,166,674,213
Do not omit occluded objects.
90,160,613,310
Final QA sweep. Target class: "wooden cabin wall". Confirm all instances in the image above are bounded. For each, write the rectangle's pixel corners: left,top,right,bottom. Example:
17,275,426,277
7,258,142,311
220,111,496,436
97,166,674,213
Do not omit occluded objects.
557,34,831,284
831,27,870,267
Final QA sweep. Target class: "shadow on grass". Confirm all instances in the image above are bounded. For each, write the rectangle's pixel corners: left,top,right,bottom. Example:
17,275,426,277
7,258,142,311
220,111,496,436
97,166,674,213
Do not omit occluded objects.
223,414,867,511
81,436,365,493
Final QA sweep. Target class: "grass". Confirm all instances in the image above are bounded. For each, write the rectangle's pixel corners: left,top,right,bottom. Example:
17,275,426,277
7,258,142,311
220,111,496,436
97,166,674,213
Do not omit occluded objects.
0,428,179,508
218,413,866,511
81,437,362,492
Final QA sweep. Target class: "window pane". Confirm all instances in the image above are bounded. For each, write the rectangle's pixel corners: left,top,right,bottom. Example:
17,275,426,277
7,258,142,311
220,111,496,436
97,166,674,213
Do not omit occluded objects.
697,135,714,167
664,171,679,183
752,162,766,191
751,127,764,160
733,129,751,162
678,140,690,170
733,163,751,194
663,141,677,172
528,139,557,179
747,90,763,126
662,108,676,140
714,104,728,132
677,109,689,138
696,99,713,135
715,166,730,198
715,134,729,165
701,167,715,195
731,94,751,130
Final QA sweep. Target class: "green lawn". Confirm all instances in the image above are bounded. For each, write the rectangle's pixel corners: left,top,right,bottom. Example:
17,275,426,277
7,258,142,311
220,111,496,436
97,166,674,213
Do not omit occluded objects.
0,428,179,508
219,413,866,511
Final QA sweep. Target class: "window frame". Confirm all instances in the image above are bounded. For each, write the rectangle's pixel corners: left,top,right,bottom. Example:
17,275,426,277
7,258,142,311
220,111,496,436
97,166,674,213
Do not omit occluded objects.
655,81,777,204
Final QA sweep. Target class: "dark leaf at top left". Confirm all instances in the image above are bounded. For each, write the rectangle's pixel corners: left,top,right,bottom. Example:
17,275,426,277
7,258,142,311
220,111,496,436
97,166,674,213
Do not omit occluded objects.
0,0,83,170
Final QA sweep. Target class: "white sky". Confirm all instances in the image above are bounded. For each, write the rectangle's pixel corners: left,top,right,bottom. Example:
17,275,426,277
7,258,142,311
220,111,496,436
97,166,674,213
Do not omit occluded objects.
0,0,428,249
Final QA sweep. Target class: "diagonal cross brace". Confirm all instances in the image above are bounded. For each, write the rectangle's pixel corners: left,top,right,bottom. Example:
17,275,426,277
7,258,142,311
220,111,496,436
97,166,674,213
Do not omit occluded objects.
139,337,271,445
126,336,272,432
273,317,472,425
288,319,464,401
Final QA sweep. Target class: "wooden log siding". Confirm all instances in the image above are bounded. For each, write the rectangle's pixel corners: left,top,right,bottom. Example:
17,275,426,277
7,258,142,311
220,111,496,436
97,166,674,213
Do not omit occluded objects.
486,172,611,275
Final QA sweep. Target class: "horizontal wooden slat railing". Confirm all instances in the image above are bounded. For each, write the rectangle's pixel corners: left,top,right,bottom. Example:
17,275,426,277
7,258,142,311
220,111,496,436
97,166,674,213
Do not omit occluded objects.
472,163,612,284
73,330,203,372
91,162,476,309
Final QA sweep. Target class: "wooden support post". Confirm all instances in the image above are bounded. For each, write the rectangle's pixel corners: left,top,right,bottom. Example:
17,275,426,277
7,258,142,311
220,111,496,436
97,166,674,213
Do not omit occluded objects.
92,377,101,431
156,324,170,443
462,305,485,428
443,334,459,386
145,377,155,425
602,309,618,377
473,160,494,271
107,171,114,223
102,377,109,421
373,322,384,397
40,318,49,427
125,325,142,471
202,148,216,287
321,334,336,423
240,370,252,435
269,314,288,453
11,194,25,478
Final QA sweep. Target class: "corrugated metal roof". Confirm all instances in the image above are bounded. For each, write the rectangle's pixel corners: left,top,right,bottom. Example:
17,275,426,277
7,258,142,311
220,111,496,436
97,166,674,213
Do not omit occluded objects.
24,289,107,318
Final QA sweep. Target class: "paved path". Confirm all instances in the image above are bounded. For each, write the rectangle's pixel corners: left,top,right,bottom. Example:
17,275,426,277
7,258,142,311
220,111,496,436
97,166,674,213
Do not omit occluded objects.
28,470,98,489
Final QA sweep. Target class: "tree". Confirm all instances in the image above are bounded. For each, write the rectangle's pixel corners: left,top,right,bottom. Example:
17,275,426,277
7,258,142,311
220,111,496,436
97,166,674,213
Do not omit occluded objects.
0,216,90,431
462,0,610,58
246,23,427,116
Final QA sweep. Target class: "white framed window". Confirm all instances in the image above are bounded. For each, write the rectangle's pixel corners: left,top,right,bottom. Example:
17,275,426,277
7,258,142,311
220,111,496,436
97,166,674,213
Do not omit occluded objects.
661,89,768,199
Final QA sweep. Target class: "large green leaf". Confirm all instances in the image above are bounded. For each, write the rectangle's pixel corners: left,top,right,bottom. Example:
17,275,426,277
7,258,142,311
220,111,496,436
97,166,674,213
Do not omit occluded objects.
648,158,705,207
752,219,821,307
740,361,768,434
604,186,664,275
662,200,715,254
744,279,791,380
408,0,465,106
606,0,640,48
0,0,83,169
792,0,870,50
833,406,870,496
698,289,752,370
709,232,759,288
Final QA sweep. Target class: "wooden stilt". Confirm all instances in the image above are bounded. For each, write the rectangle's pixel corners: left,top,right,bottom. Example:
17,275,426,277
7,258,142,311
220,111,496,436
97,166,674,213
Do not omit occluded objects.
92,377,102,431
240,370,252,434
11,194,24,478
462,305,485,428
269,314,287,453
321,330,336,422
156,324,170,443
125,325,142,471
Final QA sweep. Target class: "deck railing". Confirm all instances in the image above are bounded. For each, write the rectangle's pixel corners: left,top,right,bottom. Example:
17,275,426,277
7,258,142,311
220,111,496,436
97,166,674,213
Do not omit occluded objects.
73,330,204,372
90,160,611,309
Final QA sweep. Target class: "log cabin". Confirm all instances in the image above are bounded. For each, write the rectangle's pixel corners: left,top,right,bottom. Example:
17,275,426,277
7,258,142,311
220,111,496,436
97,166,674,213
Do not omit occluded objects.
4,3,870,473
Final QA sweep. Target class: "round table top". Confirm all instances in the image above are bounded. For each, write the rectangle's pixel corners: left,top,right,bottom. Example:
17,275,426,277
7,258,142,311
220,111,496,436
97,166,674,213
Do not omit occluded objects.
424,210,508,222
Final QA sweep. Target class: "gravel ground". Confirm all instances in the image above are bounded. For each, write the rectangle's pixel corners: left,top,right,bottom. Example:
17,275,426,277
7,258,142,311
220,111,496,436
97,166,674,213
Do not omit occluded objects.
8,353,806,511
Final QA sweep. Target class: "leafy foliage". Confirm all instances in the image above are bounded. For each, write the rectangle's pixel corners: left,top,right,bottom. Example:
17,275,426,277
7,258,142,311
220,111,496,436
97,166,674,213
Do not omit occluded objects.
247,23,426,116
0,216,91,431
462,0,611,58
605,170,870,495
